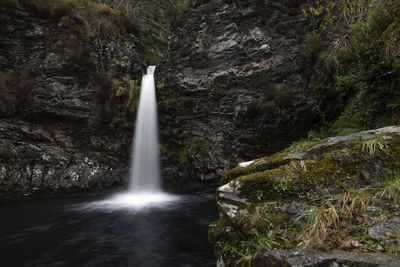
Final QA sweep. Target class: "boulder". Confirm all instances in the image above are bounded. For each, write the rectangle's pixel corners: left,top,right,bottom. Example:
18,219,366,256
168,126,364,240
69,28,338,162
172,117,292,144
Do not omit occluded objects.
209,126,400,266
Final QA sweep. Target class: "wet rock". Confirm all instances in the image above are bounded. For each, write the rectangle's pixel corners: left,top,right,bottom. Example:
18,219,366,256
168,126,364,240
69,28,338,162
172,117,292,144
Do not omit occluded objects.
0,140,17,159
369,216,400,241
159,0,320,184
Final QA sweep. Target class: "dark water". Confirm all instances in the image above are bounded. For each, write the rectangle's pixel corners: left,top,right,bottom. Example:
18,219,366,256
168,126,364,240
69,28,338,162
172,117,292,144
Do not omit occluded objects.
0,191,218,267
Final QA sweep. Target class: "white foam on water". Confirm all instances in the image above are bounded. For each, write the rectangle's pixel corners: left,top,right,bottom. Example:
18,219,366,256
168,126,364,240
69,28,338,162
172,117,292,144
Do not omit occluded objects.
76,192,181,212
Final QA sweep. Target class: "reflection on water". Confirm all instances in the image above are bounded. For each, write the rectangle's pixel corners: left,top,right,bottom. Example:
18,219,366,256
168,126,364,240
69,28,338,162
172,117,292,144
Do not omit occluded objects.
0,191,217,267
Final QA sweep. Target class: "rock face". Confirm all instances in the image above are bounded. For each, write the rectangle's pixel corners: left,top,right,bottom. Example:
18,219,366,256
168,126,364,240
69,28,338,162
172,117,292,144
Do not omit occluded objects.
0,0,324,197
209,126,400,266
0,3,143,199
159,0,319,185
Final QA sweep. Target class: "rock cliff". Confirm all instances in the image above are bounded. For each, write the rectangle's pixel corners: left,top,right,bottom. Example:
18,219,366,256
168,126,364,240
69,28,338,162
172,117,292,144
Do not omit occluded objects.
158,0,320,185
0,0,327,198
0,2,143,199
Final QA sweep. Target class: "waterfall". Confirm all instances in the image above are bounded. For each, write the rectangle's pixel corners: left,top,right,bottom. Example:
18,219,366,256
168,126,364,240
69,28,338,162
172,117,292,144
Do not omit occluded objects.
129,65,161,192
84,66,178,210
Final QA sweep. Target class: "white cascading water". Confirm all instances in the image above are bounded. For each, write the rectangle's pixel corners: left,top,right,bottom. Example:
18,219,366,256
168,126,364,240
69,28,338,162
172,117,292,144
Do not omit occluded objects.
81,66,179,211
129,65,160,192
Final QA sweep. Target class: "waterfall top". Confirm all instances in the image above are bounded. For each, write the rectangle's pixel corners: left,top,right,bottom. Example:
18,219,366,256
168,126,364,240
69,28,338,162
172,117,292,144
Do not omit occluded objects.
147,66,156,75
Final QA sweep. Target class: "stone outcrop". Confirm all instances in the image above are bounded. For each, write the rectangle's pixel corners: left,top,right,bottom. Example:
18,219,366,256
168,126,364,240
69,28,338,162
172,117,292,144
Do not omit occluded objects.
209,126,400,266
159,0,319,185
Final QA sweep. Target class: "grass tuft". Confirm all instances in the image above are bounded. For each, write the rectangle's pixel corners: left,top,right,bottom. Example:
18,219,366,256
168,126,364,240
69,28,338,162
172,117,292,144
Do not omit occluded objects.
342,187,372,221
296,205,340,247
354,134,388,155
382,173,400,203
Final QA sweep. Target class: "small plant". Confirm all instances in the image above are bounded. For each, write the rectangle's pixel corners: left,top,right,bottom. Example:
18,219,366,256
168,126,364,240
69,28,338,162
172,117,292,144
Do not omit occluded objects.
115,75,140,113
307,127,331,142
289,138,318,151
354,134,388,155
388,230,400,255
305,33,326,62
237,250,255,266
382,173,400,203
218,243,240,258
253,228,279,251
296,205,340,247
342,187,372,221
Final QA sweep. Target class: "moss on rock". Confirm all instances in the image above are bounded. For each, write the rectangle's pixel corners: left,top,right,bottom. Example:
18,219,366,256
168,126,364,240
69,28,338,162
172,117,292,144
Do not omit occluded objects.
211,127,400,266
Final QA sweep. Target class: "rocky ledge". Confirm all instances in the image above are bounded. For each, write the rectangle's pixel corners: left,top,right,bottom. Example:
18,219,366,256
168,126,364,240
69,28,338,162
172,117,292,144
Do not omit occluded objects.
0,119,128,199
209,126,400,266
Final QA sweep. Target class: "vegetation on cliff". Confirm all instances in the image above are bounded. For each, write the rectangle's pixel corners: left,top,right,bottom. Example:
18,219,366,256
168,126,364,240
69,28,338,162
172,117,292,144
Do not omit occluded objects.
305,0,400,138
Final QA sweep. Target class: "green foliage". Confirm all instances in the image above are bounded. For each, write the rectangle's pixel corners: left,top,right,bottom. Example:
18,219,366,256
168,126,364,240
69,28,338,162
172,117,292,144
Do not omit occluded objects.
335,72,358,97
253,228,279,251
218,243,240,258
382,173,400,203
307,0,400,134
354,134,388,155
115,75,140,113
307,127,331,141
288,138,318,151
303,0,385,29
